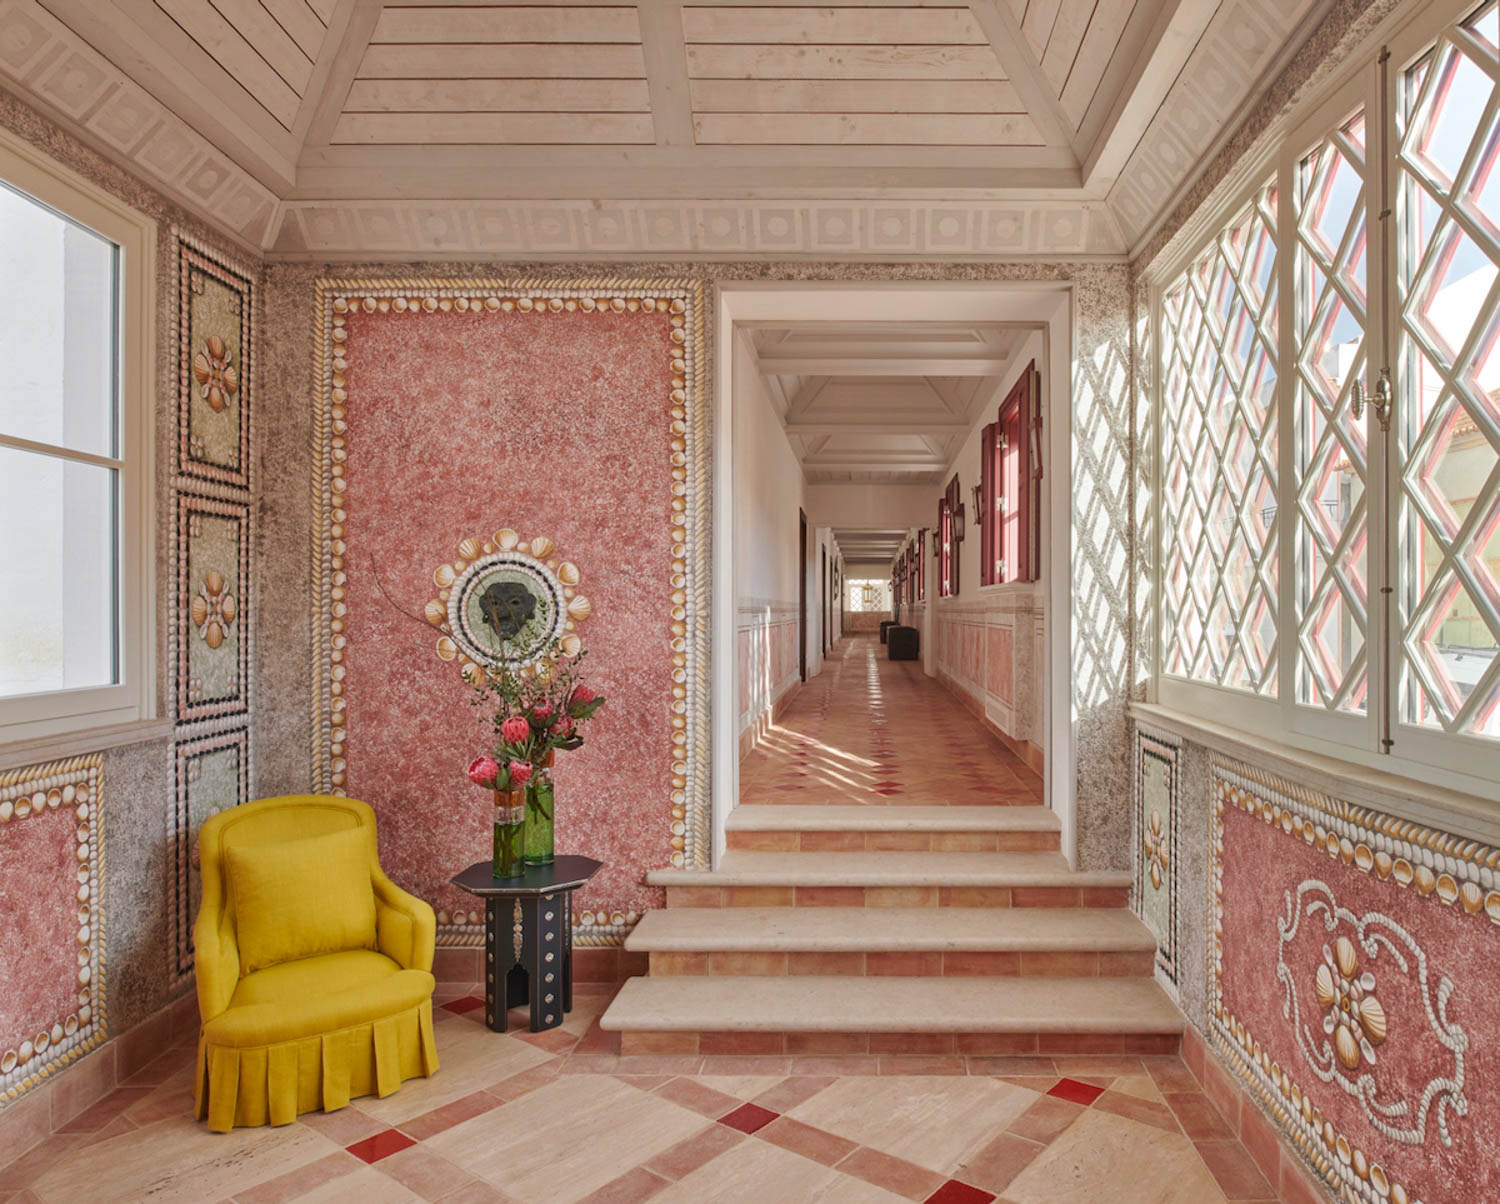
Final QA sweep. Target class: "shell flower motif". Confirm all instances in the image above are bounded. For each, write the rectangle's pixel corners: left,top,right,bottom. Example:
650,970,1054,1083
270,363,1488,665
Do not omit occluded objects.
190,570,238,649
1315,936,1388,1071
192,335,239,413
1143,808,1169,890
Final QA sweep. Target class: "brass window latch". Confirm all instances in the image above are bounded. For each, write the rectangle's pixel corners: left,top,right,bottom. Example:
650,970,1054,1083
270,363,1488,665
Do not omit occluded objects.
1352,367,1392,431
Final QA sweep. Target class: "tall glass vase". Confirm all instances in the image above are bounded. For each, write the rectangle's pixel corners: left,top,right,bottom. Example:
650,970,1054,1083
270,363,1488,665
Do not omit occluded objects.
524,750,555,865
493,787,526,878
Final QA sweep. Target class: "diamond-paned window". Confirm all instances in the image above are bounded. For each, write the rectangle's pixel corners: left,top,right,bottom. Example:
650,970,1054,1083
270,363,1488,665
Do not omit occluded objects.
1397,0,1500,741
1294,109,1370,714
1160,180,1281,695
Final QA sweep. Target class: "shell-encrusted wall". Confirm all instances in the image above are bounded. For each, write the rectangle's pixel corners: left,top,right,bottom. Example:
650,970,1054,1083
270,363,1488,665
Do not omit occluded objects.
1211,758,1500,1204
0,756,105,1104
168,231,258,983
308,279,709,948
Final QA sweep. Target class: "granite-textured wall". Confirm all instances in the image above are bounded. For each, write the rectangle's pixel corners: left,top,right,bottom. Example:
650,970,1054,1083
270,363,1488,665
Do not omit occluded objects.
0,86,258,1113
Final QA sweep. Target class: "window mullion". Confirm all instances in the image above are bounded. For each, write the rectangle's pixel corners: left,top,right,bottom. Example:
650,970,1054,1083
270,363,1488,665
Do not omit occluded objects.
1370,46,1397,757
0,431,125,472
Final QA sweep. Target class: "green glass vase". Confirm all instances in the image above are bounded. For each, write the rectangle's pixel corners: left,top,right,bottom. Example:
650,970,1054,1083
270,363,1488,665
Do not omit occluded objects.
524,774,554,865
492,788,526,878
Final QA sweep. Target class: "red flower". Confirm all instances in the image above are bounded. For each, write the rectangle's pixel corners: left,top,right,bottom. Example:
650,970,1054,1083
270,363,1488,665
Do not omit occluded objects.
466,755,499,787
499,715,530,745
531,700,554,720
508,760,533,786
554,716,576,739
569,685,595,708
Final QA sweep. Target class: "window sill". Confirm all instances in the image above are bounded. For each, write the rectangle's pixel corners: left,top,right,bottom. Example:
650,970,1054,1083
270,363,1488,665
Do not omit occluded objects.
0,717,174,773
1130,701,1500,846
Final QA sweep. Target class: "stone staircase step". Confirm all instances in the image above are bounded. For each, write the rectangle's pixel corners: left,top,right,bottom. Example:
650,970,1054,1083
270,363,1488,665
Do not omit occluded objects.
650,851,1130,908
599,976,1184,1056
725,805,1060,852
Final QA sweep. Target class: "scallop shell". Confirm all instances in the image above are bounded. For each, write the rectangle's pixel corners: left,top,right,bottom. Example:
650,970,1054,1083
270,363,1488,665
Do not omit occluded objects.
1334,936,1359,979
1435,873,1458,904
494,529,520,550
460,661,485,685
1315,963,1338,1010
557,562,581,586
1369,1164,1389,1196
435,637,457,661
1392,1183,1408,1204
1374,850,1393,878
457,537,482,560
559,635,581,657
205,621,224,649
567,594,591,621
1359,996,1387,1046
529,536,553,559
1459,881,1483,914
424,600,446,626
1488,891,1500,924
205,569,224,596
1392,858,1414,886
191,594,210,628
207,334,226,360
1335,1023,1361,1069
434,563,456,588
1414,864,1437,895
220,594,237,624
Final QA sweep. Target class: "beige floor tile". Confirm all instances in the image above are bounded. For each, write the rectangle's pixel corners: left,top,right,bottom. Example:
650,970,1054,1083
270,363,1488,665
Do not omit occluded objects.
424,1074,707,1203
29,1113,338,1204
1109,1075,1166,1104
690,1075,788,1101
358,1024,553,1125
299,1165,425,1203
1003,1108,1228,1204
788,1076,1037,1174
650,1132,907,1203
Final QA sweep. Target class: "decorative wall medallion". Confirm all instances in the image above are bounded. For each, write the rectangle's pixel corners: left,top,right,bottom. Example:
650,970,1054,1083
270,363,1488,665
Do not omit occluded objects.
175,495,250,722
1134,729,1178,984
0,756,105,1104
425,530,590,678
169,725,248,981
311,279,709,948
175,236,254,488
1212,759,1500,1204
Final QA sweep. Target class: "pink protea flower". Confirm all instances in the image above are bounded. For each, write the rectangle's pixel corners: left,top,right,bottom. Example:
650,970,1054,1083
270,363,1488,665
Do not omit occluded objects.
554,716,576,739
466,755,500,787
508,760,533,786
499,715,530,744
569,685,595,709
531,700,554,720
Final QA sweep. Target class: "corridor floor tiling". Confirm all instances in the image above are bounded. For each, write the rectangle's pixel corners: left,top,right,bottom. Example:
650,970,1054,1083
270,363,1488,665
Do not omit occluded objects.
740,638,1043,807
0,985,1281,1203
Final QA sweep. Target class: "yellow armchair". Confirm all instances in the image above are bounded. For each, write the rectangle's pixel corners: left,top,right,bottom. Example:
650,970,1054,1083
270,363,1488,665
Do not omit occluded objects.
192,795,439,1132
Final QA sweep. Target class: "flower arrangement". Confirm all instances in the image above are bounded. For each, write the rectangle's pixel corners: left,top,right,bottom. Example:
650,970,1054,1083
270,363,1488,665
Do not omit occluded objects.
465,640,607,868
466,643,607,792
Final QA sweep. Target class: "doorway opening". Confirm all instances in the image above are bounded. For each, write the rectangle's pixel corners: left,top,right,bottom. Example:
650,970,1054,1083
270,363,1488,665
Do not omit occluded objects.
713,283,1073,863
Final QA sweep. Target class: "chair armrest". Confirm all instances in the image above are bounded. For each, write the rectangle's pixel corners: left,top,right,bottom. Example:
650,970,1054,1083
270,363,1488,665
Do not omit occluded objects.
192,904,240,1023
373,869,436,972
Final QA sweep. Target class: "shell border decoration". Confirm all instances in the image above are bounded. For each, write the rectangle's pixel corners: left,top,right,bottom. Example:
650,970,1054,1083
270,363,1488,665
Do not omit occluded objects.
425,528,592,683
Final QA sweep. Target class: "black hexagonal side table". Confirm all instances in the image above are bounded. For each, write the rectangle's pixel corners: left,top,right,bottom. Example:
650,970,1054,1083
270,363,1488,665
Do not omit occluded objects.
451,855,602,1033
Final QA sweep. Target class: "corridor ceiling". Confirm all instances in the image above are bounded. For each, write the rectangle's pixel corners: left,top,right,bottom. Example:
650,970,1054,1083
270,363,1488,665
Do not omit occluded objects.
747,320,1029,483
2,0,1327,258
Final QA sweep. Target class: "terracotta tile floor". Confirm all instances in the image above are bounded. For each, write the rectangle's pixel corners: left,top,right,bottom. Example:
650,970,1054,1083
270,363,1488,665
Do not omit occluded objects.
0,984,1283,1203
740,638,1043,807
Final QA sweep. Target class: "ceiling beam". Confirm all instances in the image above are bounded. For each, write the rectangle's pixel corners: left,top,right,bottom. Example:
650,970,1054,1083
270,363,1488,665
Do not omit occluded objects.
784,377,832,422
1080,0,1219,192
785,423,972,436
966,0,1082,160
762,356,1011,376
301,0,384,152
637,1,695,148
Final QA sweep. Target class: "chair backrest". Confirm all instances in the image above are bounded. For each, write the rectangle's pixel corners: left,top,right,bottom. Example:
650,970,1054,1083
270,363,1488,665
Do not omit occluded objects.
198,795,377,963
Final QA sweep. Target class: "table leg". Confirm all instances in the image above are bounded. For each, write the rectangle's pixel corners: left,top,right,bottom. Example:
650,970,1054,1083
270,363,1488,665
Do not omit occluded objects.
522,893,567,1032
563,894,574,1014
484,897,507,1033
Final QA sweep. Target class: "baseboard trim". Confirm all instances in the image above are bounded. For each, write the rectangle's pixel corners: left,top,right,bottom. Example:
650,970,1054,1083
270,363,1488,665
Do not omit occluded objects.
737,678,802,760
1181,1024,1335,1203
0,989,199,1172
935,668,1045,779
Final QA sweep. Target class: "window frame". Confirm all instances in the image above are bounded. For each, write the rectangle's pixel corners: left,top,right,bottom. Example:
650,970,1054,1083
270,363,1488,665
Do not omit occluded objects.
0,125,156,744
1148,0,1500,796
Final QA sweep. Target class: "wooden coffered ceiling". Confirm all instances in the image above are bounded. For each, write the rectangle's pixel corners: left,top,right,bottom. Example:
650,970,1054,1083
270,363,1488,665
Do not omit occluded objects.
2,0,1328,258
748,321,1031,483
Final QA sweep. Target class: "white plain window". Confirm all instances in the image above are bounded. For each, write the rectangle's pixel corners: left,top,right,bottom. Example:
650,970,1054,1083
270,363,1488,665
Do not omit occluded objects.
0,127,154,743
1152,0,1500,794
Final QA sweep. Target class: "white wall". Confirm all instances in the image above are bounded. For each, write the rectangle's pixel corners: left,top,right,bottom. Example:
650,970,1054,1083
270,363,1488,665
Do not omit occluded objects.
733,329,806,739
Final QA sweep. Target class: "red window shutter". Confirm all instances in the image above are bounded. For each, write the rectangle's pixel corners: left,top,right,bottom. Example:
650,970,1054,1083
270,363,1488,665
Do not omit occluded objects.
979,423,996,586
995,361,1042,583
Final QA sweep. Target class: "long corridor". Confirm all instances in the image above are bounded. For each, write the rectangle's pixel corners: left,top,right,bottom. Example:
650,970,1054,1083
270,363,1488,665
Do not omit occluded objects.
740,637,1044,808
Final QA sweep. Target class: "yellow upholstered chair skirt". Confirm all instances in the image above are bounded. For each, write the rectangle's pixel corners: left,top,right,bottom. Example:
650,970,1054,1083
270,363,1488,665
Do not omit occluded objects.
192,796,440,1132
